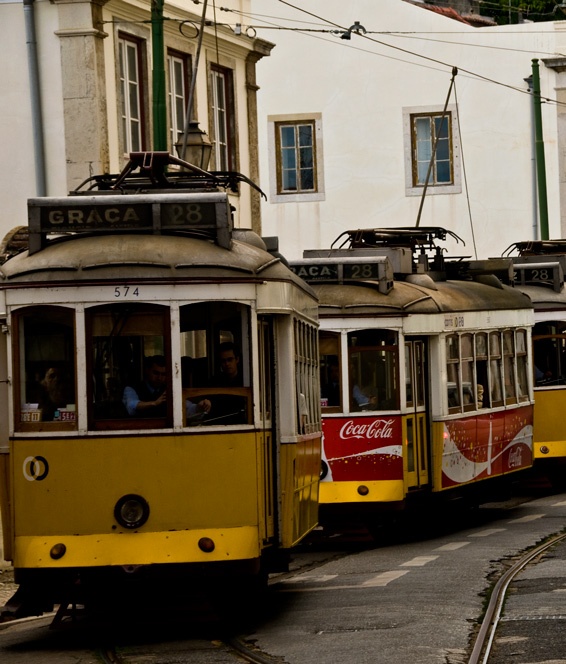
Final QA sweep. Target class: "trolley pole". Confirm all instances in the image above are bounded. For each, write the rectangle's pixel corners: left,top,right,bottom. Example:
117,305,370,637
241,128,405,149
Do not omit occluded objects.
532,59,549,241
151,0,167,151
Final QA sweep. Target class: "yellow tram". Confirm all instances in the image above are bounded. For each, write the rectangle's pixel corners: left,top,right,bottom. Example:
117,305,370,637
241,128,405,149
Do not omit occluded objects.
291,228,535,526
508,241,566,484
0,153,321,618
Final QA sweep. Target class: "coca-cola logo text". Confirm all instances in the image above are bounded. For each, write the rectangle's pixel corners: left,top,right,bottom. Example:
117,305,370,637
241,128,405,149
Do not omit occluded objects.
508,447,523,469
339,419,395,440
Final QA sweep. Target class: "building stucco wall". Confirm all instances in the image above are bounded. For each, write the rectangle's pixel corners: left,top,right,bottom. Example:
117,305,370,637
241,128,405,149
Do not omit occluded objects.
253,0,566,261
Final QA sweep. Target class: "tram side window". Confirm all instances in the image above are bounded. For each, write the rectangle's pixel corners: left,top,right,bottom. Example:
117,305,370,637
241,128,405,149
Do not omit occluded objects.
503,330,517,405
461,334,475,411
320,332,341,411
515,330,529,401
16,307,76,429
489,332,504,407
87,304,169,429
295,318,320,434
446,334,461,411
348,329,399,412
475,333,489,408
180,302,252,426
446,329,527,415
533,322,566,386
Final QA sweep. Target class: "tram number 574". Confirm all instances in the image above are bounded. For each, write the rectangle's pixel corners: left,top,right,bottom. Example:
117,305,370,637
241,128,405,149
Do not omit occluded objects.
114,286,140,298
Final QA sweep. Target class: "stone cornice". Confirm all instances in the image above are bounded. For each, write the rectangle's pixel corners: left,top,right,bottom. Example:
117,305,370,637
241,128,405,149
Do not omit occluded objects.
543,57,566,73
55,28,108,38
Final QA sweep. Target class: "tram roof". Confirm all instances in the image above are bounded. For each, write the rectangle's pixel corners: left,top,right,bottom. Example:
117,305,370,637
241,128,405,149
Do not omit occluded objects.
0,231,313,294
311,277,532,316
513,284,566,309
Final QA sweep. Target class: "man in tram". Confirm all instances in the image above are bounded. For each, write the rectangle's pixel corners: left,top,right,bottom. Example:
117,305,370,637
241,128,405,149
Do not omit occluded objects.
214,342,243,387
123,354,211,418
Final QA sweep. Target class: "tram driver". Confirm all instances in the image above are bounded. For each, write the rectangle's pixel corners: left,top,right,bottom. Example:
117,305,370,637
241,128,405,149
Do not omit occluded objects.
123,354,211,419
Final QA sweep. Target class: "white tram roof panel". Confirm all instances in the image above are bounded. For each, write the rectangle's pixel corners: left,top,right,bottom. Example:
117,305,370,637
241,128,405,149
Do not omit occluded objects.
311,278,532,317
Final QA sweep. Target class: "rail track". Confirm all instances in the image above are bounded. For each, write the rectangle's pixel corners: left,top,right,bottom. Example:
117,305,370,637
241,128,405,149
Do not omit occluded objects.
468,530,566,664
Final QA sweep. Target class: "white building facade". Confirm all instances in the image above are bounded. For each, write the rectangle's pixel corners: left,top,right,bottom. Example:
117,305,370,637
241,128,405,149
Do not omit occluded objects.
253,0,566,261
0,0,273,240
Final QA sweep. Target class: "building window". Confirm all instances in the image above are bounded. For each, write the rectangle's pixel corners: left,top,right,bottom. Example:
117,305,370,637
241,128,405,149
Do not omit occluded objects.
118,35,145,154
167,51,191,155
268,114,325,204
412,113,452,186
276,121,316,194
403,105,461,196
210,65,236,171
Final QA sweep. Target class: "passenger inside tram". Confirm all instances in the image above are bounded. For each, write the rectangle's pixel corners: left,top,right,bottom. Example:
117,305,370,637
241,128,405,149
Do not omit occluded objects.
321,359,340,407
34,365,74,421
123,354,211,419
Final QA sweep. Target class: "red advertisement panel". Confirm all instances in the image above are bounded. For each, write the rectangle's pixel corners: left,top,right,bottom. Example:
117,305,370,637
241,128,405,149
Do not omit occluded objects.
321,416,403,482
441,405,533,489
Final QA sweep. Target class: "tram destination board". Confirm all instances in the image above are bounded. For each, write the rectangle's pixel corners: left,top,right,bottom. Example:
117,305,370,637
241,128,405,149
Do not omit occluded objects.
513,260,565,292
27,193,232,253
290,257,393,293
292,261,385,281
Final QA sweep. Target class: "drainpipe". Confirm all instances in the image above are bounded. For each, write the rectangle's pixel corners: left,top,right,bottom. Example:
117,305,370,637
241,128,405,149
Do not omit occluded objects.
23,0,46,196
524,75,539,240
532,59,549,240
151,0,167,150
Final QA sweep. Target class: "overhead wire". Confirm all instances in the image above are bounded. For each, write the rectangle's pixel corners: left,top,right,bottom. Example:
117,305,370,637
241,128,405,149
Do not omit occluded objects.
105,0,566,108
269,0,566,106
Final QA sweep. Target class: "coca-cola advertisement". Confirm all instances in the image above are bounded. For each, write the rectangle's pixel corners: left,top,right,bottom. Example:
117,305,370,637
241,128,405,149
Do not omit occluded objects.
441,405,533,489
322,416,403,482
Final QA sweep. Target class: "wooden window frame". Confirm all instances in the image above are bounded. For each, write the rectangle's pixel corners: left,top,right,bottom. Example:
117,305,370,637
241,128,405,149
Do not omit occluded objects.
118,33,147,155
411,111,454,188
210,65,236,171
167,49,192,156
275,120,317,195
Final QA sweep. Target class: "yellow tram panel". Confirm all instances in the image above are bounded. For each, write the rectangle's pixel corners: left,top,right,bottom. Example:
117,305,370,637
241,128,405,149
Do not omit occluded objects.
0,454,12,562
11,433,260,538
318,479,404,504
14,526,261,569
279,436,321,548
533,390,566,459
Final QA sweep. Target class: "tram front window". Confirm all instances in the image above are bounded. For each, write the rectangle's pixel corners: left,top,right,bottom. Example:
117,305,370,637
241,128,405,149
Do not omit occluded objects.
180,302,252,426
533,322,566,386
347,329,399,412
15,307,77,430
88,304,170,429
320,332,341,411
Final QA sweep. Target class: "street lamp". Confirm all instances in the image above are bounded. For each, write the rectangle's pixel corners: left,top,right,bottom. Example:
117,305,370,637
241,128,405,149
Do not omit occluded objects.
175,121,213,170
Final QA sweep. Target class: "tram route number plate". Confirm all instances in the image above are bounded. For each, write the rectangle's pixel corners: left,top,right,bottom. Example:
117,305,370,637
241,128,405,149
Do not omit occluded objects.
291,262,383,281
514,266,557,287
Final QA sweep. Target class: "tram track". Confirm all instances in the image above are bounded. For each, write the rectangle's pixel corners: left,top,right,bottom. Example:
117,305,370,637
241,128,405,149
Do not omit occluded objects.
468,530,566,664
96,635,283,663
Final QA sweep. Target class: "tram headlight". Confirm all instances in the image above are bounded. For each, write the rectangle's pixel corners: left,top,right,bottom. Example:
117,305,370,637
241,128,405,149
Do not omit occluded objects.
114,494,150,529
198,537,215,553
50,543,67,560
540,446,550,455
357,485,370,496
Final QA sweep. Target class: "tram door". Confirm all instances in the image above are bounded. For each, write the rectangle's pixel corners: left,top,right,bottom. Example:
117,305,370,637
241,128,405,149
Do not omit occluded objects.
404,338,430,489
258,317,276,543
